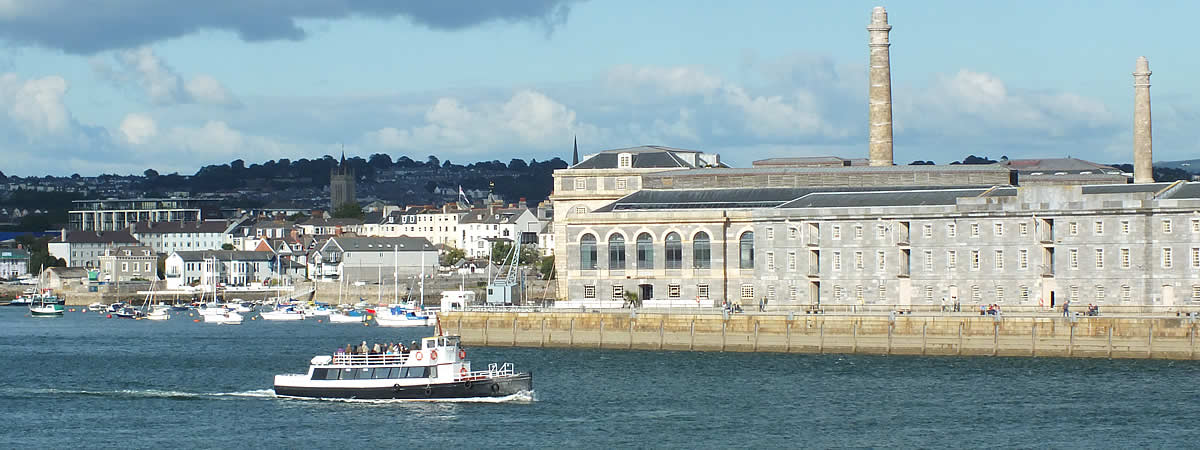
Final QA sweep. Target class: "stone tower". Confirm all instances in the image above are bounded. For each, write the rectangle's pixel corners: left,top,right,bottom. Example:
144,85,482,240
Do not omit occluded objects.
330,151,356,209
867,6,894,167
1133,56,1154,184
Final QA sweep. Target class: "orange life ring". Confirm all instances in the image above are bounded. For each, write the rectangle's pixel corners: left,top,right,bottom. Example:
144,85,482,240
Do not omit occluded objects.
459,367,467,376
458,349,466,359
414,351,423,360
430,350,439,360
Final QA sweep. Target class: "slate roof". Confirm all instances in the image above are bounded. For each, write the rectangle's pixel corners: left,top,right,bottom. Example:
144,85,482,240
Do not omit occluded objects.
1002,157,1119,173
1081,183,1171,195
596,186,997,212
459,208,532,224
0,248,29,259
572,146,726,169
128,220,229,234
778,188,993,209
1166,182,1200,199
298,217,363,226
58,230,139,244
172,250,276,261
665,164,1014,177
329,236,434,252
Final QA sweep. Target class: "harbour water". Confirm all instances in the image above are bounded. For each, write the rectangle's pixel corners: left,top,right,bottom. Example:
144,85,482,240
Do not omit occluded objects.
2,307,1199,448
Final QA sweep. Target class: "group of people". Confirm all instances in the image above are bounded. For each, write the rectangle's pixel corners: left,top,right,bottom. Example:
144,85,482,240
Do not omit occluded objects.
336,340,419,356
979,303,1003,316
722,300,744,314
940,296,962,312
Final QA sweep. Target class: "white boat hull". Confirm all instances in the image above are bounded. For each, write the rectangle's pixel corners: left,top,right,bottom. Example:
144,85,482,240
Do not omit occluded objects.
261,311,305,321
328,313,364,323
203,312,244,324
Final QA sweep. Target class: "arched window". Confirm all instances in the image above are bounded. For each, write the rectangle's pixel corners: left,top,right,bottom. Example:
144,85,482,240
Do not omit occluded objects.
693,232,711,269
665,232,682,269
739,231,755,269
607,234,626,270
580,234,597,270
637,232,654,270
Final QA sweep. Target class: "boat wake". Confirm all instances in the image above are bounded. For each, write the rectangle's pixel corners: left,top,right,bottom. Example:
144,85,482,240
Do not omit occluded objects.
4,387,276,401
278,390,538,404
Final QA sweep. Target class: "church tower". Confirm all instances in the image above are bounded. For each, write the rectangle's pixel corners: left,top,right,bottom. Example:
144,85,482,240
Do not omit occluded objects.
330,151,356,209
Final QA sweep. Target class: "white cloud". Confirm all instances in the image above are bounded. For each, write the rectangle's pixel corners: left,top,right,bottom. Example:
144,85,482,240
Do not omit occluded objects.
0,72,70,135
606,64,723,97
118,113,156,145
96,46,238,106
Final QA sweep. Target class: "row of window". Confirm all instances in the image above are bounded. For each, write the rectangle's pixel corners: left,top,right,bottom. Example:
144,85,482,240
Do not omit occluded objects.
310,366,434,381
583,284,710,300
583,282,1200,303
780,218,1200,241
579,232,755,270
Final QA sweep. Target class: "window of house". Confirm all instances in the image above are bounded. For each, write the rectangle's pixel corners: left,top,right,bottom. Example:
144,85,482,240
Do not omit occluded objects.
1069,222,1079,236
947,223,957,238
768,285,777,301
766,227,775,240
833,285,843,301
1121,248,1131,269
854,251,864,270
693,232,711,269
1095,248,1105,269
854,285,864,303
833,252,842,271
923,250,933,272
612,285,624,300
878,283,887,301
574,178,586,190
832,226,841,240
615,178,628,190
573,205,587,215
922,224,933,238
787,251,797,272
1193,248,1200,269
876,225,886,239
1163,219,1173,234
995,286,1005,302
583,285,596,299
924,285,933,301
1094,221,1104,235
788,227,798,240
970,250,980,270
741,284,754,300
854,225,863,240
1192,219,1200,233
1192,285,1200,300
697,284,710,299
668,284,681,298
1019,222,1028,236
1020,286,1030,302
790,285,799,300
1121,220,1131,234
1121,285,1131,301
995,250,1004,270
121,262,128,272
766,252,776,271
947,251,957,270
739,232,754,269
877,251,886,271
1070,285,1080,300
580,234,597,270
970,223,980,237
972,285,982,301
1068,248,1079,269
607,234,626,270
1163,247,1173,268
618,154,632,168
636,233,654,270
664,233,682,269
994,223,1004,237
1096,285,1106,301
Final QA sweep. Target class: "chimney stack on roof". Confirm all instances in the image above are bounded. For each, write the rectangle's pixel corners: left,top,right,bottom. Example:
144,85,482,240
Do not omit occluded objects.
867,6,894,167
1133,56,1154,184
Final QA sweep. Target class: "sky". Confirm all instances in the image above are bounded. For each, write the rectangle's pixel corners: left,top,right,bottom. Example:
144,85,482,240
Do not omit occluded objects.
0,0,1196,176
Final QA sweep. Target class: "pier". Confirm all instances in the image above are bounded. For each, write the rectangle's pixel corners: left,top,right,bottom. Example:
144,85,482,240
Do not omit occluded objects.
443,311,1200,360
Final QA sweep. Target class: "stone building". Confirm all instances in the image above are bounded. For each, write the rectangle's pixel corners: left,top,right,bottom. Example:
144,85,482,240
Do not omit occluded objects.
330,152,356,210
98,246,158,283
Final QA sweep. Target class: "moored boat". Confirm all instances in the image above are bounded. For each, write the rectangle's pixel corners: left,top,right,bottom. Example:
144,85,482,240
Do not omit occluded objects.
261,305,305,321
273,335,532,399
373,306,435,328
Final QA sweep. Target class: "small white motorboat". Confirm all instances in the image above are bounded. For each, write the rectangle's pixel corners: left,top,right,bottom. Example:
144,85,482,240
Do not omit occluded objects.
261,306,306,321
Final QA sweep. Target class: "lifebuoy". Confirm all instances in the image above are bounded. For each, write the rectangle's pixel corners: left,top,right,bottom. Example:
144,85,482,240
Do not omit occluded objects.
414,351,423,360
430,350,438,360
392,383,401,392
424,386,433,397
459,367,467,377
458,349,466,359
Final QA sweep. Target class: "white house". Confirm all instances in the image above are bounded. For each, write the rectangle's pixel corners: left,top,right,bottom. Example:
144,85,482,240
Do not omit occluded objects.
163,250,277,290
129,220,228,254
0,248,30,279
361,206,466,248
47,229,139,268
459,208,543,259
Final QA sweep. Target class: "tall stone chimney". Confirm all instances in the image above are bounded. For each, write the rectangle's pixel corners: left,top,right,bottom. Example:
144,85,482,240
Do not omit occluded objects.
1133,56,1154,183
867,6,894,166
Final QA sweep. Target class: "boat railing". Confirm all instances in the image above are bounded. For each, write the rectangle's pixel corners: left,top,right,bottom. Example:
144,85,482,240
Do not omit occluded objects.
329,353,409,366
459,362,516,380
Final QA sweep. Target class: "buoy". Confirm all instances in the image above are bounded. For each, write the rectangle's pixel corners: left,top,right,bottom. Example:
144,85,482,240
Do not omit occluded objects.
82,308,88,313
69,308,75,312
317,319,322,323
366,315,373,320
107,314,112,319
193,319,200,323
363,322,369,326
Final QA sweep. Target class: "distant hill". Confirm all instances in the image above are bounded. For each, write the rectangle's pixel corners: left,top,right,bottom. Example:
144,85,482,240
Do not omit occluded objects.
1156,159,1200,171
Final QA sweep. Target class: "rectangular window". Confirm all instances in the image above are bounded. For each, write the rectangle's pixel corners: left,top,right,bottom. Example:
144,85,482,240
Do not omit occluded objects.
994,250,1004,270
1069,249,1079,269
1094,221,1104,235
832,225,841,240
947,223,957,238
121,262,128,272
788,227,797,240
877,251,886,271
1070,285,1080,300
766,286,776,301
947,251,957,270
1163,247,1173,268
972,285,981,301
1121,248,1131,269
1096,285,1106,300
1121,220,1131,234
741,284,754,300
787,251,797,271
615,178,627,190
1095,248,1105,269
970,223,980,237
1121,285,1132,301
1193,248,1200,269
923,250,933,272
878,283,887,301
584,285,596,299
876,225,886,239
1018,249,1028,270
668,284,681,299
766,252,776,271
697,284,710,299
924,285,933,301
612,285,624,300
1069,222,1079,236
789,285,799,300
854,225,863,240
970,250,980,270
922,224,932,238
1193,219,1200,233
995,286,1004,302
994,222,1003,237
833,252,842,271
1018,222,1028,236
854,285,864,303
854,251,864,270
1193,285,1200,300
766,227,775,240
1020,286,1030,302
1163,219,1173,234
574,178,586,190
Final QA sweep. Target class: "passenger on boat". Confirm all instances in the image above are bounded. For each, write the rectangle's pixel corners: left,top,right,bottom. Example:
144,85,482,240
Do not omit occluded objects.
336,347,345,355
359,341,368,354
372,343,381,354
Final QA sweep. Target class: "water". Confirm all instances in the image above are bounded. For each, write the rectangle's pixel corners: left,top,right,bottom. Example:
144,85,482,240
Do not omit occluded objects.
2,307,1199,448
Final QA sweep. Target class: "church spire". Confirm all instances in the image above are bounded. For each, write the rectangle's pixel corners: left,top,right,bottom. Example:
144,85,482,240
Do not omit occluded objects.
572,136,579,166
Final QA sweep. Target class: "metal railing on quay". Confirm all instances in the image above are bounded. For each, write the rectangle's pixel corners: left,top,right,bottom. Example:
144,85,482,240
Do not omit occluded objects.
451,302,1200,318
330,353,409,366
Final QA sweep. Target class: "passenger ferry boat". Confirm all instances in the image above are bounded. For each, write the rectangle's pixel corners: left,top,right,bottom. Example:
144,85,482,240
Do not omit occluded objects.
273,335,532,399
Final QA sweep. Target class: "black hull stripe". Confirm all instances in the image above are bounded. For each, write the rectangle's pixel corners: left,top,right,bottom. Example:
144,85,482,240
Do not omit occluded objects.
274,375,532,400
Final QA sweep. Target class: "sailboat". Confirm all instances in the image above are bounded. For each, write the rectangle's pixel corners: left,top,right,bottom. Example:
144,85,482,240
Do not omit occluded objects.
198,257,242,324
145,280,170,321
375,244,435,327
28,266,64,317
327,273,363,323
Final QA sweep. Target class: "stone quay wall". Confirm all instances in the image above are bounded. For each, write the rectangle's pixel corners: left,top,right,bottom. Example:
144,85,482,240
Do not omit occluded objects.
442,312,1200,360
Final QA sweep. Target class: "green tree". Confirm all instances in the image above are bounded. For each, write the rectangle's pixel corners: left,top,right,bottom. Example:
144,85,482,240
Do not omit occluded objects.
537,255,555,280
489,241,538,266
286,212,308,222
221,243,235,250
441,246,465,266
332,202,364,220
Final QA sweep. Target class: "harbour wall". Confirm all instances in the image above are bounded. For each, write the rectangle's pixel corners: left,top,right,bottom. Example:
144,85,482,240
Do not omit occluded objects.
441,312,1200,360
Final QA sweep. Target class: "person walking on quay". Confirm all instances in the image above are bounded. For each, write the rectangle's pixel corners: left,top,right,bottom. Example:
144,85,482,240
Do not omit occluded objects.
1062,299,1071,318
940,296,947,312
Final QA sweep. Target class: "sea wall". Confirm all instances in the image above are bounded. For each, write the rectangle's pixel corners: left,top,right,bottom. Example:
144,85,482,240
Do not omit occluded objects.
441,312,1200,360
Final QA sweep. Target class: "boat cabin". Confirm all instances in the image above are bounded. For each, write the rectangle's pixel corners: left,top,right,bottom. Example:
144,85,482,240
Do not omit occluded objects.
303,335,474,384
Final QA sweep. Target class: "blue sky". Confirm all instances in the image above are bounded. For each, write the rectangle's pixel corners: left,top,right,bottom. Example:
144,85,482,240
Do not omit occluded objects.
0,0,1195,176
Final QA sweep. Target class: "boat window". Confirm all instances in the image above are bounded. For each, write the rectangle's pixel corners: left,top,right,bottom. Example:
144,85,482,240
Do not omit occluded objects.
429,366,437,378
311,368,330,380
424,339,436,349
372,368,394,379
401,367,429,378
340,368,358,380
